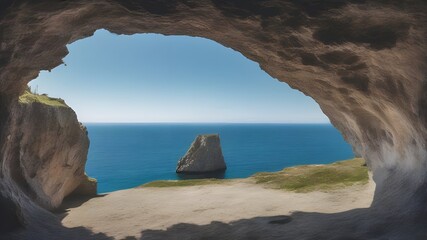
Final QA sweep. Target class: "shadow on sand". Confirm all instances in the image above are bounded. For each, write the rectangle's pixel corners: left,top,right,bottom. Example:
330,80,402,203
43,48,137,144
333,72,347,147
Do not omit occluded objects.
130,208,426,240
4,196,427,240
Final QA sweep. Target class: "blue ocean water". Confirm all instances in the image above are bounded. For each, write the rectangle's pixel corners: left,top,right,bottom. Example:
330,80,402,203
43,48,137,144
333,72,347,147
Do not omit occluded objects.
85,123,354,193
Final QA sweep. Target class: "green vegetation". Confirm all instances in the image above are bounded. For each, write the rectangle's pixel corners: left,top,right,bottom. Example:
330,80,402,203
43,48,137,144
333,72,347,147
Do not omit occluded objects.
140,158,368,192
141,178,227,188
19,91,67,107
252,158,368,192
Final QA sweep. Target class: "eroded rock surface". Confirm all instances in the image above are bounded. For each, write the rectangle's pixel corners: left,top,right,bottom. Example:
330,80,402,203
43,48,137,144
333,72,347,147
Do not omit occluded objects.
0,0,426,239
177,134,226,173
2,93,90,210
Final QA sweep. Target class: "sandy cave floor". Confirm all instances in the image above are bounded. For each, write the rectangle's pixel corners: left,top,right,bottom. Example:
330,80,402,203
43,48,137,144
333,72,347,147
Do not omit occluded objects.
57,179,375,240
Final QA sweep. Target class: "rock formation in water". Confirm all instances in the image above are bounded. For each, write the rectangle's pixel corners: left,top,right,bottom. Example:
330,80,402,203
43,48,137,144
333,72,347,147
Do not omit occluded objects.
0,0,426,239
177,134,226,173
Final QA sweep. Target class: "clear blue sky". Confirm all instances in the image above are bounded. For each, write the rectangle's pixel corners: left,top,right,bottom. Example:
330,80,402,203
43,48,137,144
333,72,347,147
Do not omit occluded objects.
30,29,328,123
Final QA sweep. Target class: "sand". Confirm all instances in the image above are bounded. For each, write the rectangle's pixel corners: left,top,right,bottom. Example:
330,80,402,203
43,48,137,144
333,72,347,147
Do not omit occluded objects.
59,179,375,240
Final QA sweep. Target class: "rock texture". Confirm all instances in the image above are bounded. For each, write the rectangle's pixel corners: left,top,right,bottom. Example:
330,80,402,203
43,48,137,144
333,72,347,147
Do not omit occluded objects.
0,0,426,238
2,93,91,210
177,134,226,173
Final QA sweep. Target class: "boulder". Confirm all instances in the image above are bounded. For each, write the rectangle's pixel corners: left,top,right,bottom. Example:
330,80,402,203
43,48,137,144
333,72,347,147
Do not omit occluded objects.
176,134,226,173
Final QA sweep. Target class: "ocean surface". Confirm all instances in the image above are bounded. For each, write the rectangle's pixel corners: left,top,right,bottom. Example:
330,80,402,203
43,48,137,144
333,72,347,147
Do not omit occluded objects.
85,123,355,193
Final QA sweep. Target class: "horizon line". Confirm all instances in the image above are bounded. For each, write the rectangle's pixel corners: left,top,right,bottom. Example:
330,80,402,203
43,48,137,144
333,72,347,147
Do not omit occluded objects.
82,121,331,124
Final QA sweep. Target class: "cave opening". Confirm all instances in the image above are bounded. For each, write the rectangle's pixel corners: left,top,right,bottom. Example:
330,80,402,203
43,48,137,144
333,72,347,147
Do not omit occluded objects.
27,29,357,195
2,1,426,238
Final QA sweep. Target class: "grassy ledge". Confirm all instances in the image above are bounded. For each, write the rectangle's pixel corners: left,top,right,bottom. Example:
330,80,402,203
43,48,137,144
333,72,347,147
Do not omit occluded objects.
252,158,368,192
141,178,227,188
140,158,368,192
19,91,67,108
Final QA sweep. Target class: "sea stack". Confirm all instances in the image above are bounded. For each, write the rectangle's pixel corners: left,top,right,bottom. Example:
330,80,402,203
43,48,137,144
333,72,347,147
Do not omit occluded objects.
176,134,226,173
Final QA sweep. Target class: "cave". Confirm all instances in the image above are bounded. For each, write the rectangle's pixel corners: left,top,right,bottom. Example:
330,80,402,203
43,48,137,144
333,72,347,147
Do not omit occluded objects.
1,0,426,239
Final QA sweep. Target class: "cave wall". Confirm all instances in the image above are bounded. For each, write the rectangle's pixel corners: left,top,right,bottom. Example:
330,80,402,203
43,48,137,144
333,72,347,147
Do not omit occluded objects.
0,0,426,236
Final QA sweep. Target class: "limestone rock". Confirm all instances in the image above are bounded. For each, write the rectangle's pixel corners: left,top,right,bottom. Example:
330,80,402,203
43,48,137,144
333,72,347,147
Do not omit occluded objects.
176,134,226,173
3,92,93,209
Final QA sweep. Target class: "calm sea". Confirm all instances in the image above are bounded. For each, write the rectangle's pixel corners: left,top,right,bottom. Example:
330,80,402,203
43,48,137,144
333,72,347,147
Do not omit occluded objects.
84,123,354,193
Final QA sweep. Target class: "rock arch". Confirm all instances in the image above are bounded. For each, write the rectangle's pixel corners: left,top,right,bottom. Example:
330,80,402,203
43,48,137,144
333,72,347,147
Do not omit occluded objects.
0,0,426,238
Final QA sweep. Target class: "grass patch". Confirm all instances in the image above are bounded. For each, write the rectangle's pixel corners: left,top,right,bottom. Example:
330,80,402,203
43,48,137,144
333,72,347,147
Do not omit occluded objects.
140,158,368,192
19,91,67,108
252,158,368,192
141,178,227,188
